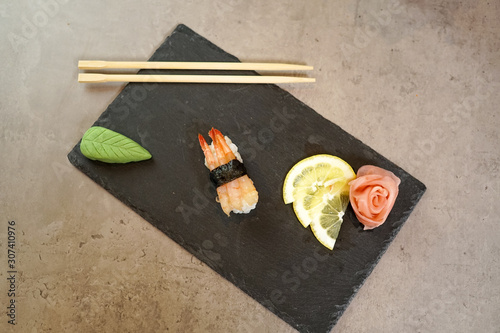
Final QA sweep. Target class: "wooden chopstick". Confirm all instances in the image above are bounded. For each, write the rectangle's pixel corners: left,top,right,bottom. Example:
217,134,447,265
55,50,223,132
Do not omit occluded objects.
78,60,313,71
78,73,315,84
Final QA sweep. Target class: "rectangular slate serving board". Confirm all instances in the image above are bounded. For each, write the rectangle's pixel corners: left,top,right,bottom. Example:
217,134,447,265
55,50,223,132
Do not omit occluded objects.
68,24,426,333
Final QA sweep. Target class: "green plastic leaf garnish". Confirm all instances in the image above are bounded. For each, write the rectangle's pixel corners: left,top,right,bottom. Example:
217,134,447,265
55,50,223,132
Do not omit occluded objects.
80,126,152,163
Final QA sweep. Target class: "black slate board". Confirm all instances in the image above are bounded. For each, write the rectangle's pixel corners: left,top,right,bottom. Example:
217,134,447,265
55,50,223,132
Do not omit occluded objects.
68,24,426,333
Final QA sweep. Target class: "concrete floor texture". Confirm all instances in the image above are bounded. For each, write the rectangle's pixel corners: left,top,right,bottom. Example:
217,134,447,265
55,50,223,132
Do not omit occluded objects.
1,0,499,332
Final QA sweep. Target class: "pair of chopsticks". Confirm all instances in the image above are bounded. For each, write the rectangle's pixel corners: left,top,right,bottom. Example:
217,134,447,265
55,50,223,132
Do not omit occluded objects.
78,60,315,84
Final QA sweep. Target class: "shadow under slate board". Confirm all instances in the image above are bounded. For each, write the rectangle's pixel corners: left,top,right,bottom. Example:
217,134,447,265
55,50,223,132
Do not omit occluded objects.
68,24,426,333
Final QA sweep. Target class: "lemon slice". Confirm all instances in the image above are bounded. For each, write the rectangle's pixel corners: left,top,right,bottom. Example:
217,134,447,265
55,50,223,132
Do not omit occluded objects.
310,192,350,249
292,186,330,227
283,154,356,249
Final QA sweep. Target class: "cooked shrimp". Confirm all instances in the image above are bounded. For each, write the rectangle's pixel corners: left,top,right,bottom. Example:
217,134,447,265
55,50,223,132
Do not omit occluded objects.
198,128,259,216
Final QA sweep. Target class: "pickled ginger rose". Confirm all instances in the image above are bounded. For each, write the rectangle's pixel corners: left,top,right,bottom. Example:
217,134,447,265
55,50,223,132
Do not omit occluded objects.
349,165,400,230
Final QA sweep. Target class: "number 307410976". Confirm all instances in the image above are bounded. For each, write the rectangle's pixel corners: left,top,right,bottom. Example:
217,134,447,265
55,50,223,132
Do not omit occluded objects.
8,221,16,269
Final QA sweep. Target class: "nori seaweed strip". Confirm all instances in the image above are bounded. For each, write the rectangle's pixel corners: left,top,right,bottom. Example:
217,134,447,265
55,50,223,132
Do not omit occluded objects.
210,159,247,188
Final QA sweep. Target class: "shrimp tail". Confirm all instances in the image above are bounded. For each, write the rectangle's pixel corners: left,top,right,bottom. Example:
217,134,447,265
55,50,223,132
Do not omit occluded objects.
209,127,236,164
198,133,217,170
198,134,207,152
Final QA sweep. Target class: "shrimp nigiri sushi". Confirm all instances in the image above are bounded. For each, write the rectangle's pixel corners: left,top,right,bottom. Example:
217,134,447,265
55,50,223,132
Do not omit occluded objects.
198,128,259,216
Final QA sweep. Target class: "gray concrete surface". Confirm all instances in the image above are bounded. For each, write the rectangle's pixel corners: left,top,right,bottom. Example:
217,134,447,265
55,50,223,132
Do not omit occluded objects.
1,0,499,332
